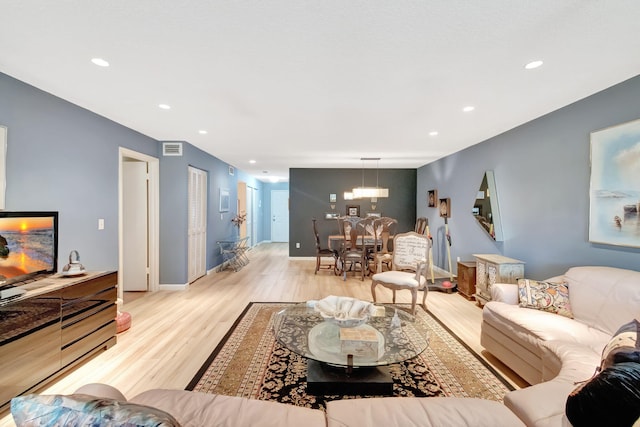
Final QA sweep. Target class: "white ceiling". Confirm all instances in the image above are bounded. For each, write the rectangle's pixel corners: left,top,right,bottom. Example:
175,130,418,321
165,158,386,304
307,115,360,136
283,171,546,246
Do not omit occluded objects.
2,1,640,182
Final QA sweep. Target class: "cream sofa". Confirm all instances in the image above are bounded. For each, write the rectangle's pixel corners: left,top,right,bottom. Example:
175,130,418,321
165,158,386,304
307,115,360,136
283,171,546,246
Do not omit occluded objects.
480,266,640,427
12,383,525,427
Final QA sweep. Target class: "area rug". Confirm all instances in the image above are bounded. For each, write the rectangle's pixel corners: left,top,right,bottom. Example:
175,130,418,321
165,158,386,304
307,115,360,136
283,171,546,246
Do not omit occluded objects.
186,302,513,410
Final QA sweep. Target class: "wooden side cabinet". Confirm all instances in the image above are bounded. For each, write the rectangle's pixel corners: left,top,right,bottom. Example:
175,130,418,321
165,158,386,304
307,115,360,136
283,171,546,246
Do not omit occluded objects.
473,254,525,306
0,271,117,409
456,261,477,301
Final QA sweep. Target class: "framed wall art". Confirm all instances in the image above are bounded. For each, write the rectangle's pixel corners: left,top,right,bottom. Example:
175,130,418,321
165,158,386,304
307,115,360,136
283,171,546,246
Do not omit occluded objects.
428,189,438,207
346,205,360,217
589,118,640,248
439,198,451,218
219,188,230,212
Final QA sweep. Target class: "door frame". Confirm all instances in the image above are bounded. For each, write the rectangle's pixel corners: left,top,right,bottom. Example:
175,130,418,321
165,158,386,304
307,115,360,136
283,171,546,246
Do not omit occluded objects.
270,189,289,242
118,147,159,302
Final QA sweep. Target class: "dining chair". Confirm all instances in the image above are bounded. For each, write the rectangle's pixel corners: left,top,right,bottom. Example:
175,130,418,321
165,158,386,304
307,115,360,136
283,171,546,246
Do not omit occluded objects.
414,217,427,235
369,216,398,274
312,218,338,275
338,216,373,281
370,231,431,314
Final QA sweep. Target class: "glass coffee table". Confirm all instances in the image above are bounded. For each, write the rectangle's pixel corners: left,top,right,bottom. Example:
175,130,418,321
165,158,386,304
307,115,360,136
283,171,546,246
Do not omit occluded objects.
273,303,430,395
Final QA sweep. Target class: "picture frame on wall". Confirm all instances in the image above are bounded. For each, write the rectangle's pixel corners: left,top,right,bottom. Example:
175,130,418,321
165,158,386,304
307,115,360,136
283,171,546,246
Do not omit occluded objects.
439,198,451,218
346,205,360,217
428,189,438,207
589,118,640,248
219,188,230,212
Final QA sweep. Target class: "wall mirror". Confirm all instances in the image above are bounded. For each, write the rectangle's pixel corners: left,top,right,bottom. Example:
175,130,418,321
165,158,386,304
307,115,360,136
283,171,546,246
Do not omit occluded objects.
472,171,503,241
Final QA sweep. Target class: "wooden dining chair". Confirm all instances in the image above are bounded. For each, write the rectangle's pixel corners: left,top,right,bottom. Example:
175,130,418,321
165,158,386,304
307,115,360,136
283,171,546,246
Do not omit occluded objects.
414,217,427,235
338,216,373,281
312,218,338,275
369,216,398,274
370,231,431,314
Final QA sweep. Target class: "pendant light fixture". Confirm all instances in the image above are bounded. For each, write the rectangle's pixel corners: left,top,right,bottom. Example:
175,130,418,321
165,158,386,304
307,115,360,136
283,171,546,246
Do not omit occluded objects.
352,158,389,198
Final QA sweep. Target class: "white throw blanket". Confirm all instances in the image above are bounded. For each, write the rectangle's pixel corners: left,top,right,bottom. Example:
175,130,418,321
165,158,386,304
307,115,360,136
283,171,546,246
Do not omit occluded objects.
313,295,374,320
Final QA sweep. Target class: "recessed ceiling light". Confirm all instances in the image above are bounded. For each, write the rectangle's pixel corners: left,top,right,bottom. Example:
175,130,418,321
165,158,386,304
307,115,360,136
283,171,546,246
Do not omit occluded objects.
463,106,475,112
429,131,438,137
525,60,543,70
91,58,109,67
198,130,207,134
158,104,171,110
249,160,256,164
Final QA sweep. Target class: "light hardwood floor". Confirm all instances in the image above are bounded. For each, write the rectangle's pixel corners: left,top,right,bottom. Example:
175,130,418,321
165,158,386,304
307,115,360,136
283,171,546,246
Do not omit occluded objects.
0,243,526,426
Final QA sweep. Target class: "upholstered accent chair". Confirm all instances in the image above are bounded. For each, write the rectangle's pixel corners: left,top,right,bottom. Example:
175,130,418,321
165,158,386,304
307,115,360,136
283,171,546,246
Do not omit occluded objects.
370,231,431,314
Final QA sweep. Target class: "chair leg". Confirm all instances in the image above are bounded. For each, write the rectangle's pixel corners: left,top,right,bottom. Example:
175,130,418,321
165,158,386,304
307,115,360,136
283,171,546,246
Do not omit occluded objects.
392,290,396,304
371,281,378,303
315,256,320,274
411,290,418,315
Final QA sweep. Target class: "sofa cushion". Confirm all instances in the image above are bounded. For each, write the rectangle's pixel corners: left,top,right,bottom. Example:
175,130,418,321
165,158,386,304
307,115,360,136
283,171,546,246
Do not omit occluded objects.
326,397,526,427
599,319,640,371
517,279,573,318
11,393,180,427
565,362,640,427
130,389,326,427
564,266,640,335
483,300,611,356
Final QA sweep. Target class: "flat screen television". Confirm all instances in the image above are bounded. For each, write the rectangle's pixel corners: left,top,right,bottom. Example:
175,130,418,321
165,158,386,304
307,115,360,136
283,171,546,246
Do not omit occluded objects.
0,211,58,286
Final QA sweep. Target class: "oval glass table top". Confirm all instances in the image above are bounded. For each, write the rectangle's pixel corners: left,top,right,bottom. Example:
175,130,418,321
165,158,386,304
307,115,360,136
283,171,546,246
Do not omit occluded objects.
273,303,430,367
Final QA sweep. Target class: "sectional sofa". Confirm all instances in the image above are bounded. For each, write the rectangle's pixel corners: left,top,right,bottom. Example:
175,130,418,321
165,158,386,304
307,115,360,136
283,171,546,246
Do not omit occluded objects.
481,266,640,426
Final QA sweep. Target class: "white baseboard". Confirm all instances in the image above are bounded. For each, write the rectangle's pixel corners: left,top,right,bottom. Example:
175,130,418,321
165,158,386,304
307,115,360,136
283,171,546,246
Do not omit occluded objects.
159,283,189,291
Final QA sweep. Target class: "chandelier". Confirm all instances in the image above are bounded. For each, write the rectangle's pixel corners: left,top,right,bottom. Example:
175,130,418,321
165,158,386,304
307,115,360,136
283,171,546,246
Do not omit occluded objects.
352,157,389,198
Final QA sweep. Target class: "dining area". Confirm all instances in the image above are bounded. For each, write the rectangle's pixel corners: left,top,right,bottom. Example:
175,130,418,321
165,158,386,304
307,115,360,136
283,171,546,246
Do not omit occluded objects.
313,215,437,314
314,216,429,278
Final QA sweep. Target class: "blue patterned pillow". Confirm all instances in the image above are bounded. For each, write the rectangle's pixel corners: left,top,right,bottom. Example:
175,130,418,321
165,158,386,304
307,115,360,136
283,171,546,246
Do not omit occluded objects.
517,279,573,318
11,393,181,427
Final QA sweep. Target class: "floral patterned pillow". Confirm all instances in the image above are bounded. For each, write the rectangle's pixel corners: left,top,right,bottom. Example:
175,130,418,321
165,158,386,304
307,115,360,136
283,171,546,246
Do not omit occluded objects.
517,279,573,318
11,393,181,427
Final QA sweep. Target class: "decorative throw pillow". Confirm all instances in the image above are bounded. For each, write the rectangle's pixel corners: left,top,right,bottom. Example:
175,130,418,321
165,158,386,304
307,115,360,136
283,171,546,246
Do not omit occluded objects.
11,393,181,427
566,362,640,427
517,279,573,318
599,319,640,372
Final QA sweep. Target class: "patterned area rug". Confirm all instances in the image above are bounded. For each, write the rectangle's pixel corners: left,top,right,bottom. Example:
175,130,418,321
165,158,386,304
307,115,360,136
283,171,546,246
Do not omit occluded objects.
186,302,513,410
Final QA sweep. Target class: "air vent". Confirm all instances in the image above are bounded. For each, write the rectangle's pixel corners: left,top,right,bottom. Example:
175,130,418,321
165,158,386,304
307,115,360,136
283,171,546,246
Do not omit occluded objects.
162,142,183,156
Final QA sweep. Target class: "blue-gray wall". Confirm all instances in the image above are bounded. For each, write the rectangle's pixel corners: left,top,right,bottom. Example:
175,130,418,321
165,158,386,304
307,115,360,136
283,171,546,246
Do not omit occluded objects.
0,73,158,272
418,74,640,278
0,71,264,285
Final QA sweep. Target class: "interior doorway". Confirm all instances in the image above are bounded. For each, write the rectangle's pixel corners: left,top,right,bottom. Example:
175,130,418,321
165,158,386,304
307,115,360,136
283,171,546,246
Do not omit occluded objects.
188,166,207,283
271,190,289,242
118,148,159,302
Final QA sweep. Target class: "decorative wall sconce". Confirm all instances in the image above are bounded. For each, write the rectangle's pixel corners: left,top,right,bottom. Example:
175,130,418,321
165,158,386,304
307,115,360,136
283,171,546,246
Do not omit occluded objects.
329,193,336,210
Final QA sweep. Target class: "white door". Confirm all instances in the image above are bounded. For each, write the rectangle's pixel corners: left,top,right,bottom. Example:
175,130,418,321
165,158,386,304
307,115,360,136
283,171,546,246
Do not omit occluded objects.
252,188,259,246
188,166,207,283
246,186,254,246
123,160,148,291
271,190,289,242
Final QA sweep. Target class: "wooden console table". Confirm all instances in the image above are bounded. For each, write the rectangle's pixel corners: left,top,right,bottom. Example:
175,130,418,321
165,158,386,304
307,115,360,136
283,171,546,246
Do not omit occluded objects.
0,271,118,409
473,254,525,306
